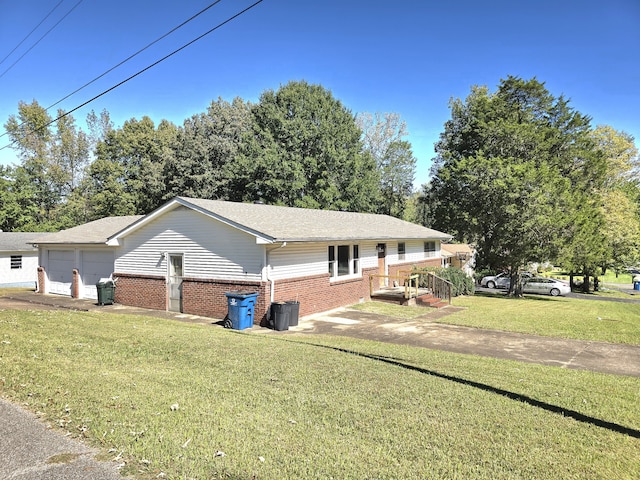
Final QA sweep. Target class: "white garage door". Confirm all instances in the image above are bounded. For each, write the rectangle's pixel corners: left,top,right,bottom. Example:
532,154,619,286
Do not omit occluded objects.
81,250,115,300
48,250,74,295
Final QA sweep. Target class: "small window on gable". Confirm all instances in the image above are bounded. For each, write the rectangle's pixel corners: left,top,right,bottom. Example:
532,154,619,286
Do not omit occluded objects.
424,241,436,258
398,242,405,261
10,255,22,269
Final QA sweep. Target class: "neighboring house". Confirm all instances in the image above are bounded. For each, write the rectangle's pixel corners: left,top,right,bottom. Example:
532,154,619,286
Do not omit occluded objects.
441,243,476,277
34,216,142,299
35,197,452,322
0,232,50,288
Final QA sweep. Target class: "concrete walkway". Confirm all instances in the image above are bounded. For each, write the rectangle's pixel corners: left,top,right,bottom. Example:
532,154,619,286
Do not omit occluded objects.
0,398,128,480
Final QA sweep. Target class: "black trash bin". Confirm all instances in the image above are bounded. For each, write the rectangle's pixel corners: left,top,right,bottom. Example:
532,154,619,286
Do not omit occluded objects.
96,280,115,306
270,302,289,331
286,300,300,326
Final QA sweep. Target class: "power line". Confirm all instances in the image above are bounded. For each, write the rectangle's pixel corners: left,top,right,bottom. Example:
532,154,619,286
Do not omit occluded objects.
0,0,265,154
0,0,65,68
0,0,225,141
0,0,84,80
43,0,225,114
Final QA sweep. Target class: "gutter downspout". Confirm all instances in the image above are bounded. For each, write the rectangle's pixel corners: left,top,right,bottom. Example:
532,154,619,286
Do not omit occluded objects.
265,242,287,304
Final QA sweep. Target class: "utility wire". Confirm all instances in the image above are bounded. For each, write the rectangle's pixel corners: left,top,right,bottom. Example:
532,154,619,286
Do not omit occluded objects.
0,0,65,68
0,0,265,153
0,0,84,80
0,0,225,141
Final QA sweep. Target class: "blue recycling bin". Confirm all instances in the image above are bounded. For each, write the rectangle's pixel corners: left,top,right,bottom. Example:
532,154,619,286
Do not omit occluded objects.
634,281,640,291
224,291,259,330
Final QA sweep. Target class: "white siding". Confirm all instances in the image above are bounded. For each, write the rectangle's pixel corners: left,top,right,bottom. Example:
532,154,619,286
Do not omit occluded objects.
0,252,39,286
115,207,263,281
388,240,441,265
268,241,381,280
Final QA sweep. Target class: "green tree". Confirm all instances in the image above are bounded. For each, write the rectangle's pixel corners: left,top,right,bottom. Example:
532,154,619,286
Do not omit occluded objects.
356,112,416,217
379,140,416,217
165,97,252,200
233,80,379,211
94,116,177,214
429,77,605,295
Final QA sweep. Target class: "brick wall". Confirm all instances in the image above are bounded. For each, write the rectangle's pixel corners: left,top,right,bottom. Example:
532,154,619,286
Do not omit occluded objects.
72,269,80,298
37,267,45,294
272,268,375,317
113,273,166,310
182,278,269,322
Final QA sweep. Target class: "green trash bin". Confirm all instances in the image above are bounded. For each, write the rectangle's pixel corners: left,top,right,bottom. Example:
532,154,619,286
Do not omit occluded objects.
96,280,115,306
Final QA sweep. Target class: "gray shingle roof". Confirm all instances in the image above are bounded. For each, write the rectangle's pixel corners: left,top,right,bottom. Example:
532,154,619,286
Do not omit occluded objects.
0,232,49,252
176,197,452,242
33,216,143,245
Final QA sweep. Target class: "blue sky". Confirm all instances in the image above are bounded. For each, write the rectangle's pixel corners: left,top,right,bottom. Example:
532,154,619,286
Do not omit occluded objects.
1,0,638,188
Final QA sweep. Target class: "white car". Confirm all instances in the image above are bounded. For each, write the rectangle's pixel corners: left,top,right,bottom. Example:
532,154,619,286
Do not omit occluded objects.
481,272,532,289
480,272,508,288
523,277,571,296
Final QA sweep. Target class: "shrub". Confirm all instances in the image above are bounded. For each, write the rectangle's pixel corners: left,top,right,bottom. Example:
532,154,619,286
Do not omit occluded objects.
412,267,475,297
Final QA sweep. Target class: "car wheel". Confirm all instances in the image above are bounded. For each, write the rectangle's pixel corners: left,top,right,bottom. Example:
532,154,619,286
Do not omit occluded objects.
550,288,560,297
487,281,496,289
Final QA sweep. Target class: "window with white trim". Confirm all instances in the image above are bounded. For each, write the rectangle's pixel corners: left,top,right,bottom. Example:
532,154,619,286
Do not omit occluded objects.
398,242,405,261
424,241,436,258
10,255,22,269
328,244,360,278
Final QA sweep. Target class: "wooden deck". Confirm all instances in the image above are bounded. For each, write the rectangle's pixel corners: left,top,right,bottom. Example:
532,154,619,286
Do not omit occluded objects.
371,287,449,308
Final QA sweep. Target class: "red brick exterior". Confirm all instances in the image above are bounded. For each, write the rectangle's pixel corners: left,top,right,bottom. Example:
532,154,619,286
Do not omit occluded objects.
182,278,269,322
272,268,375,317
37,267,46,294
72,269,80,298
113,273,167,310
113,259,439,325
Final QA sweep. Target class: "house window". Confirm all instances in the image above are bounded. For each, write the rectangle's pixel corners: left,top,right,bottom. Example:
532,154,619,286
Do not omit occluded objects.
398,242,405,261
424,241,436,258
328,244,360,278
10,255,22,269
352,245,359,274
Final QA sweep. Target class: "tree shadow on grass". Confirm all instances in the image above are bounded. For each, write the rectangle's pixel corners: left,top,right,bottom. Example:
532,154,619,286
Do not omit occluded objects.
292,340,640,439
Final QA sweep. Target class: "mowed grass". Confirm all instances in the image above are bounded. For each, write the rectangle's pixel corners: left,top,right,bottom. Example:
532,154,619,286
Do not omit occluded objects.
0,305,639,479
421,294,640,344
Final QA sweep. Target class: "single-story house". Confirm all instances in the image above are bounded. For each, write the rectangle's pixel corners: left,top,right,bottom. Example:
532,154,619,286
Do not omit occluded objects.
34,216,142,299
0,232,50,288
441,243,476,277
35,197,452,322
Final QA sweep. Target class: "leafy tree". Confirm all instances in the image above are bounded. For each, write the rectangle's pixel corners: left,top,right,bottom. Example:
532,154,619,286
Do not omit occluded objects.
94,116,178,214
429,77,606,295
165,97,252,200
356,112,416,217
233,80,379,211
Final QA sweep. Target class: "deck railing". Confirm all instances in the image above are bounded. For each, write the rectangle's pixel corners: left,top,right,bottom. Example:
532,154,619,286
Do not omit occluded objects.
425,272,452,305
369,273,420,299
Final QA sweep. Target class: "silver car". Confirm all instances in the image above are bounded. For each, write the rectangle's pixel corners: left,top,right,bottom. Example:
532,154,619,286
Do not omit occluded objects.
523,277,571,296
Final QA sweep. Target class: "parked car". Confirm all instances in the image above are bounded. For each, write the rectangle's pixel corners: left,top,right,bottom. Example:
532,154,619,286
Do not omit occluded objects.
523,277,571,296
494,272,533,289
481,272,533,289
480,272,507,288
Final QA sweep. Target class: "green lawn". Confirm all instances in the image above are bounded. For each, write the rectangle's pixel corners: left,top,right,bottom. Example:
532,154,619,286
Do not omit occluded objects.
1,304,639,479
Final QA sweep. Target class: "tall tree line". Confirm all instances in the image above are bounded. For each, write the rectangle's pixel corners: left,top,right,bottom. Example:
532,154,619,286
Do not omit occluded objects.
1,81,417,232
